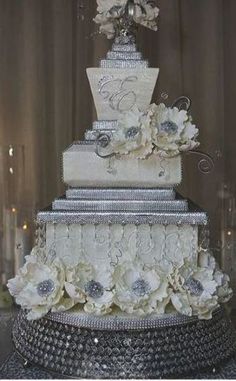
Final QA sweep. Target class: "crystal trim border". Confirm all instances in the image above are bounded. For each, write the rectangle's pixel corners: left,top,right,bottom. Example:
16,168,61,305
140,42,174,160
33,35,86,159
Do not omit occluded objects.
37,209,207,225
100,59,149,69
47,309,215,330
52,199,188,212
66,188,176,200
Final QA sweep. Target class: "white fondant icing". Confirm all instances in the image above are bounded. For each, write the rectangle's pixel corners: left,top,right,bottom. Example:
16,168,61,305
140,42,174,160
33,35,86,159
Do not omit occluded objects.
63,143,182,188
87,68,159,120
45,223,198,270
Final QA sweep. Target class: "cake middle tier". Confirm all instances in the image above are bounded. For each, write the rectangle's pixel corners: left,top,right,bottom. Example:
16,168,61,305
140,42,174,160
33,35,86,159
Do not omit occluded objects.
63,142,182,188
43,222,199,270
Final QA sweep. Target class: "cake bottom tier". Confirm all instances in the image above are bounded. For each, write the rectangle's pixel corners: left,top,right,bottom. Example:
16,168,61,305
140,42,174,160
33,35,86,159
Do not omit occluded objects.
13,309,236,379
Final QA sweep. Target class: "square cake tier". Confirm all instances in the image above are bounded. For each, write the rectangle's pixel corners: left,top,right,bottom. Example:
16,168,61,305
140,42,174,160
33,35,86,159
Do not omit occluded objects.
63,143,182,188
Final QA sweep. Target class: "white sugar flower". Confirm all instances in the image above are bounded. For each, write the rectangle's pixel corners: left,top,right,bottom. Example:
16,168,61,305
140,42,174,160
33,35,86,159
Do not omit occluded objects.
96,0,127,14
94,0,159,39
150,103,187,156
149,103,199,157
214,270,233,303
111,105,153,159
94,0,127,39
65,263,114,315
7,254,66,320
94,13,117,40
133,0,159,31
113,261,169,315
168,263,219,319
198,249,233,304
179,120,199,152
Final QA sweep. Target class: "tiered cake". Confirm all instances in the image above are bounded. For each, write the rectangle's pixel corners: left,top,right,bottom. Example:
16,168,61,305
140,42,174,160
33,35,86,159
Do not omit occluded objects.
8,1,236,378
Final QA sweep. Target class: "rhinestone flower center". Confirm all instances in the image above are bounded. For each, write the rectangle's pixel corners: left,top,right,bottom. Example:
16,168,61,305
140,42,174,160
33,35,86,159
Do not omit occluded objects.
131,278,151,297
84,280,104,299
125,126,141,140
185,277,204,296
160,120,178,135
37,279,55,297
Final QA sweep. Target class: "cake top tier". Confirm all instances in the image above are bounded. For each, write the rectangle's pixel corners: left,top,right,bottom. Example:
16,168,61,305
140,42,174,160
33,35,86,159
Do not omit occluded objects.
94,0,159,41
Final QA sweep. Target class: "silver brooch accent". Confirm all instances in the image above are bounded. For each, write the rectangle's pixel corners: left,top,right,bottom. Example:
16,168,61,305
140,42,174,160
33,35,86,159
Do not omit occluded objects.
185,277,204,296
131,278,151,297
84,280,104,299
37,279,55,297
125,126,141,140
160,121,178,135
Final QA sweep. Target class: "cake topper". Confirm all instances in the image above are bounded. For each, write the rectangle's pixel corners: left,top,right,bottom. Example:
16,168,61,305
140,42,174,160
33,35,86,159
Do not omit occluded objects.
94,0,159,40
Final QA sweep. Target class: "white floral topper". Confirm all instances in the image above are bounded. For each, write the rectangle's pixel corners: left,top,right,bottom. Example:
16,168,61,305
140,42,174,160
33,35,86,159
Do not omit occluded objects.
94,0,159,39
105,103,200,159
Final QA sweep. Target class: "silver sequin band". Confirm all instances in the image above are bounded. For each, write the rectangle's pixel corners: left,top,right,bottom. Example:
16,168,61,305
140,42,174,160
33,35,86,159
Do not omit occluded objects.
92,120,118,130
46,309,217,330
37,209,207,225
66,188,176,200
112,43,137,52
100,59,149,69
52,199,188,212
107,51,142,60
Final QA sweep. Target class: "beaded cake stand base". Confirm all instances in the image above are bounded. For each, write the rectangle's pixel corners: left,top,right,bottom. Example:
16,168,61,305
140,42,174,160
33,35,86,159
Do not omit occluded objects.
12,308,236,379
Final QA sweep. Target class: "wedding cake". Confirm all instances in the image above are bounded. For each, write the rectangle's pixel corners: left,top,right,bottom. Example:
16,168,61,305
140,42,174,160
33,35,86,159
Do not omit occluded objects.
8,1,236,378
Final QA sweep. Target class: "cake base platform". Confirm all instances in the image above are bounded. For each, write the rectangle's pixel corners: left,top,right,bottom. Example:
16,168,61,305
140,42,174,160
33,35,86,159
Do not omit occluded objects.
12,308,236,379
2,351,236,379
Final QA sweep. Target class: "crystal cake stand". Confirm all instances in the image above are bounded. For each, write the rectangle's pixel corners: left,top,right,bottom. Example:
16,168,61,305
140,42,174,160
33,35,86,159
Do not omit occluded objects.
12,308,236,379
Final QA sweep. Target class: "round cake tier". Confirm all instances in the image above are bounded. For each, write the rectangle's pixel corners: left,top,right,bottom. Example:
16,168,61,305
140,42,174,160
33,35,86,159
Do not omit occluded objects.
13,308,236,379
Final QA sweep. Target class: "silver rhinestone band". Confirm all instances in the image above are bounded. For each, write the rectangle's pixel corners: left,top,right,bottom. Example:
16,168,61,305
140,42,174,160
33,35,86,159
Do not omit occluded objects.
37,209,207,225
66,188,176,201
93,120,118,130
107,51,142,60
52,199,188,212
100,59,149,69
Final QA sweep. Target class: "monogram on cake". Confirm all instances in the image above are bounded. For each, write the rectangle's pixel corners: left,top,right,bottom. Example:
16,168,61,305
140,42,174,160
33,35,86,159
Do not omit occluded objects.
8,1,235,378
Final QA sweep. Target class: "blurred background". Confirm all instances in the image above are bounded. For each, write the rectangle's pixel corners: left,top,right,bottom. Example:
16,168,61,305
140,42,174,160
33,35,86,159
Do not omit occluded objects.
0,0,236,306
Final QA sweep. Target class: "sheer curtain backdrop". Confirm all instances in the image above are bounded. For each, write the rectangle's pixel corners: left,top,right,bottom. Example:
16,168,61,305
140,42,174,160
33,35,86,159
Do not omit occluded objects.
0,0,236,286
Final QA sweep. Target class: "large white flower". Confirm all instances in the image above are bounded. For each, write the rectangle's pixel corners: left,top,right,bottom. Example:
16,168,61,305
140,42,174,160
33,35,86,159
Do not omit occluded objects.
94,0,159,39
198,249,233,304
149,103,199,157
96,0,128,14
133,0,159,31
113,261,169,315
111,105,153,159
7,254,66,320
65,263,114,315
94,0,127,39
168,263,219,319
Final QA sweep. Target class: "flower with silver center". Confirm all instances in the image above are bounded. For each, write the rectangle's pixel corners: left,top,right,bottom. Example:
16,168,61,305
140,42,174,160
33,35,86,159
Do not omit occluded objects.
37,279,55,297
159,120,178,135
184,277,204,297
131,278,151,297
84,280,104,299
125,126,141,140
